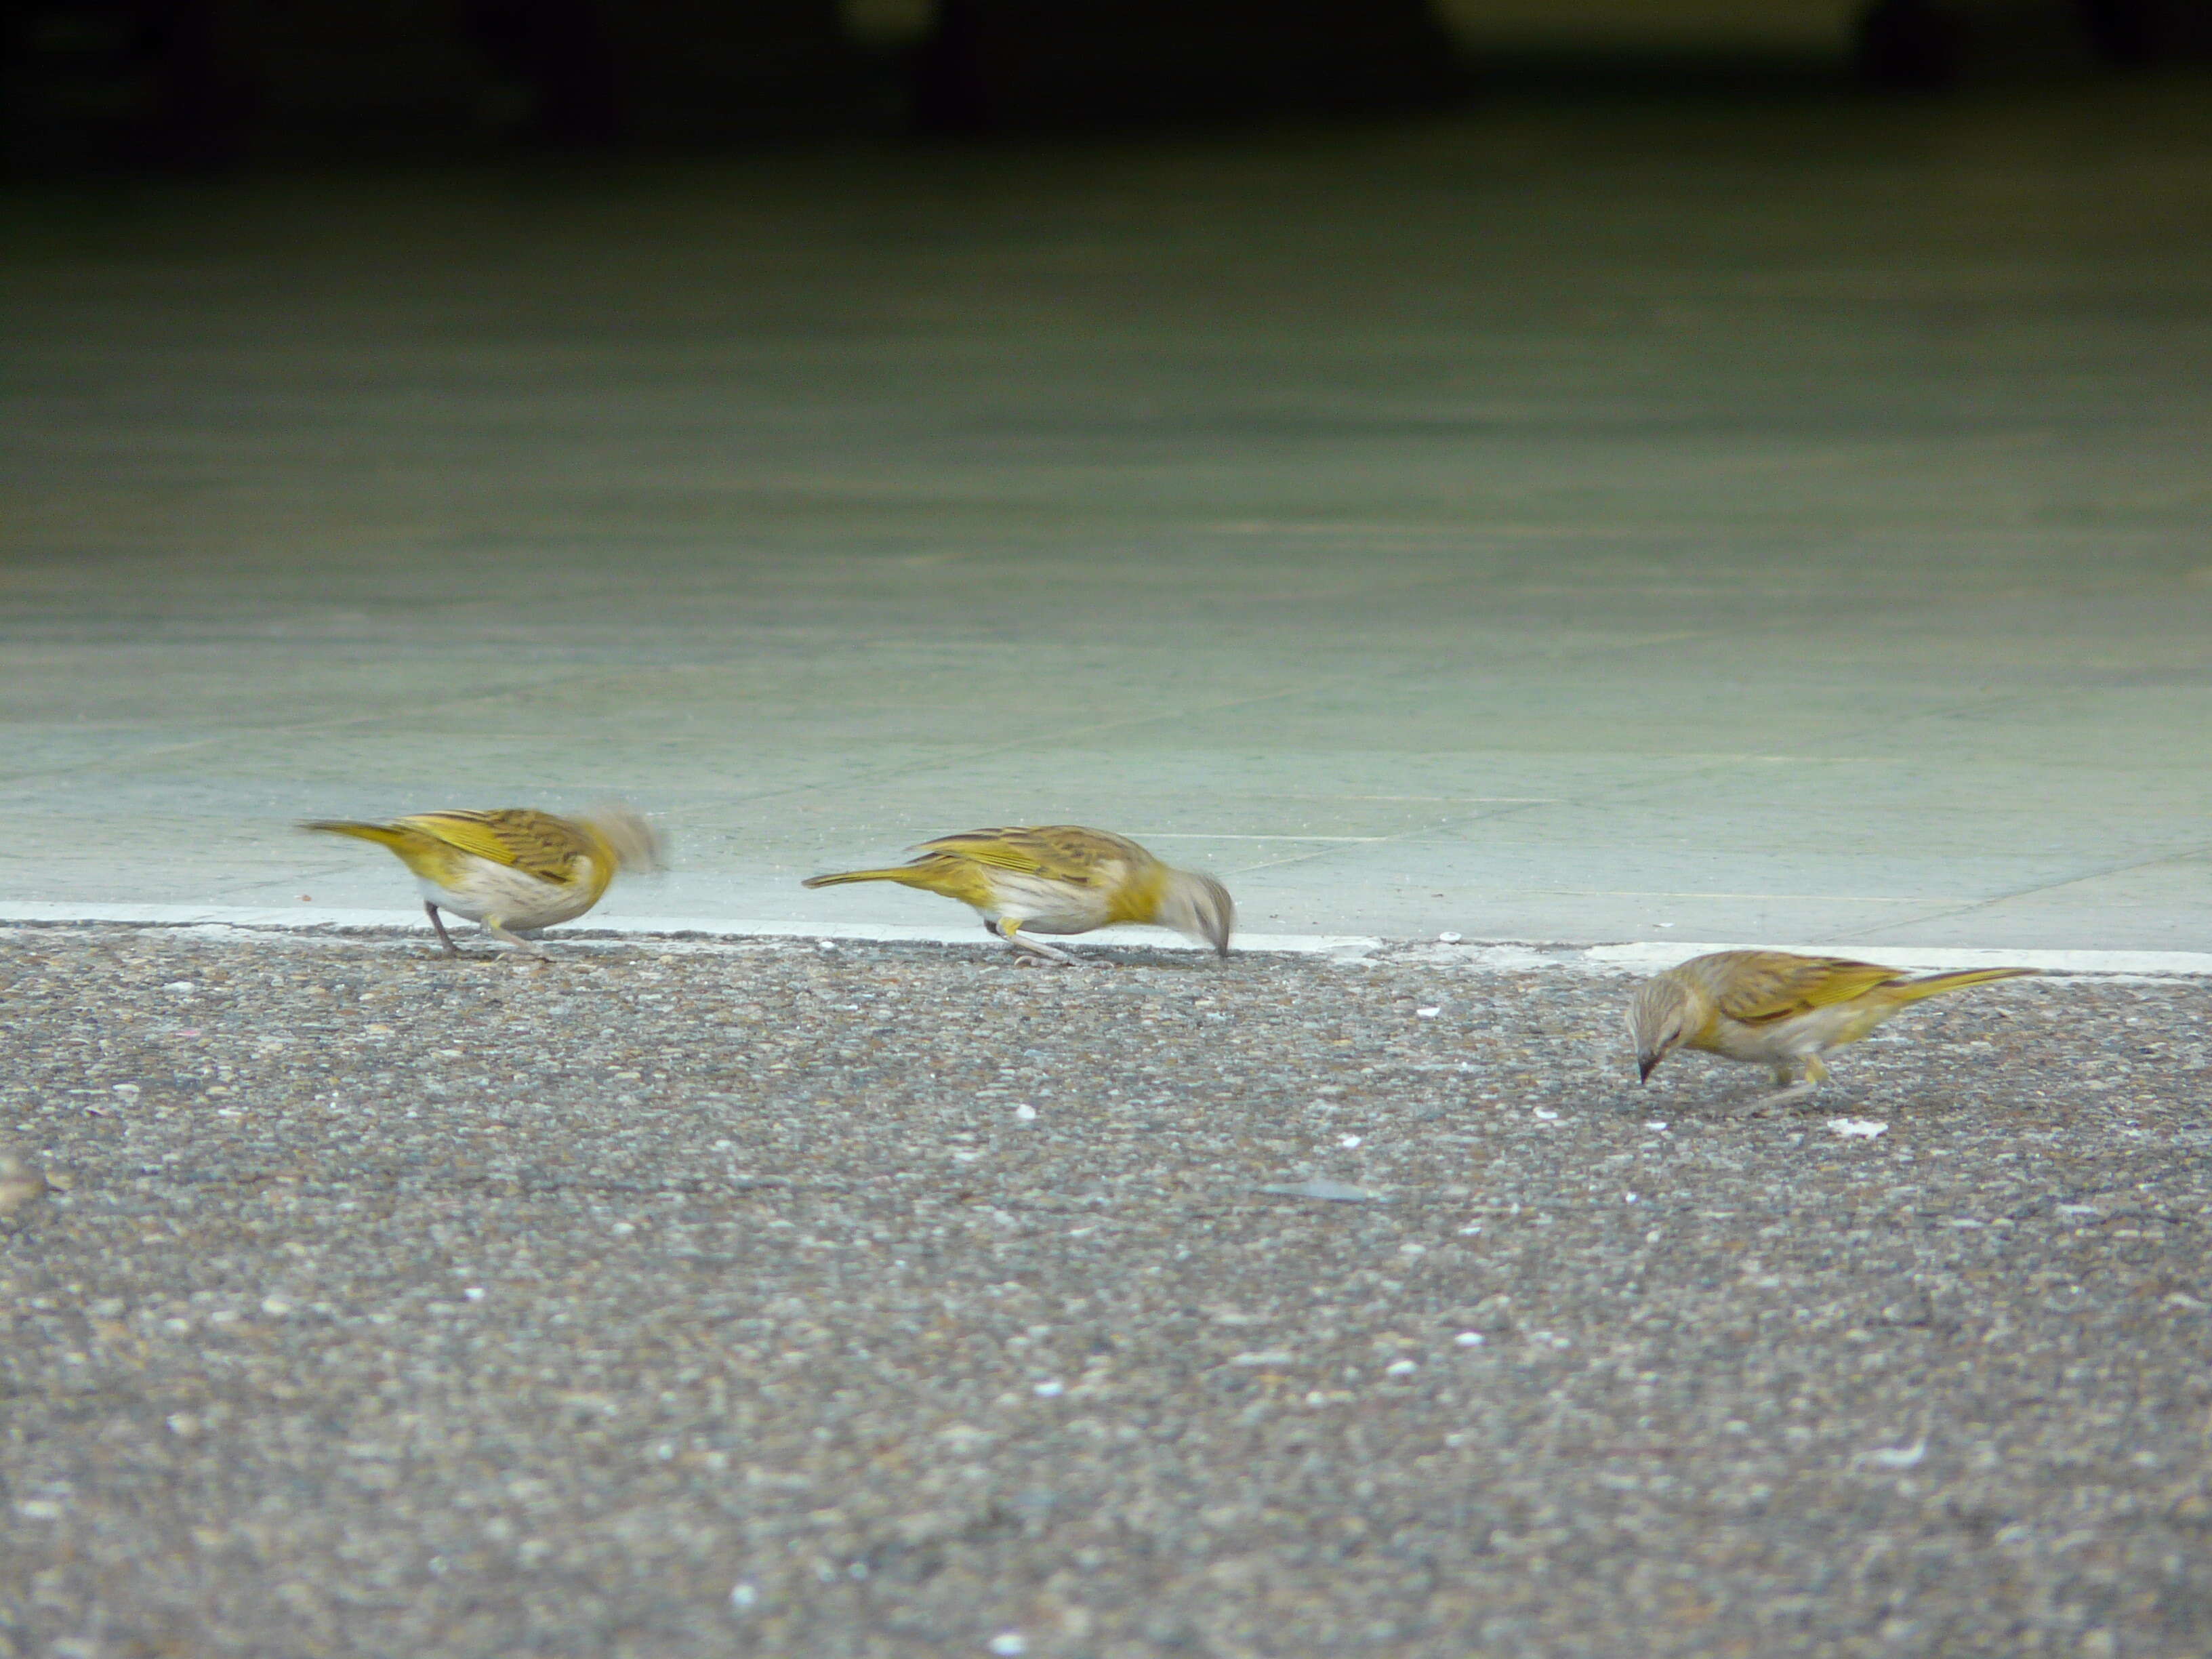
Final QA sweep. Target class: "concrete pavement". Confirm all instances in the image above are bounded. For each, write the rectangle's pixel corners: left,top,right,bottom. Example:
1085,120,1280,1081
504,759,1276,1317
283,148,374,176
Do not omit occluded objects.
5,83,2211,950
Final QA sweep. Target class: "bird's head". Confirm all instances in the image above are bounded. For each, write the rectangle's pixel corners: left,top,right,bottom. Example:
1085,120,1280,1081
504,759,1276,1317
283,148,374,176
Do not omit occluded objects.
1153,869,1235,958
1627,973,1701,1083
582,802,666,875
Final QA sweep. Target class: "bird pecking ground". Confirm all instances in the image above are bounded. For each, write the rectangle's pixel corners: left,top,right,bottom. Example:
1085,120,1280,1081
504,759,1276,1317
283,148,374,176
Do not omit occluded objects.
3,924,2210,1659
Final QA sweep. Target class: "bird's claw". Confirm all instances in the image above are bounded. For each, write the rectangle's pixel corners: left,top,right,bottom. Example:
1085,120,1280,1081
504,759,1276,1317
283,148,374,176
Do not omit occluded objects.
1721,1082,1818,1118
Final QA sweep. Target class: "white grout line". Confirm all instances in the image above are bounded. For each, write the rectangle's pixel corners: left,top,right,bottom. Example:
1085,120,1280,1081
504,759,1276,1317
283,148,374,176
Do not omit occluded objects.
2,904,2209,975
0,903,1379,958
1576,941,2212,977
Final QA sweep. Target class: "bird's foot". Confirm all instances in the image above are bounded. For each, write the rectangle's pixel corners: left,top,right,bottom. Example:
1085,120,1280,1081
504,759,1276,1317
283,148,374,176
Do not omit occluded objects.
425,902,464,959
483,922,550,959
1719,1082,1819,1118
1007,940,1083,967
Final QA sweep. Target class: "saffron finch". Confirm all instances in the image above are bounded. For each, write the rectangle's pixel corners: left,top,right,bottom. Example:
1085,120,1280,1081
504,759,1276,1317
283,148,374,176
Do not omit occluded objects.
303,804,661,956
803,824,1233,964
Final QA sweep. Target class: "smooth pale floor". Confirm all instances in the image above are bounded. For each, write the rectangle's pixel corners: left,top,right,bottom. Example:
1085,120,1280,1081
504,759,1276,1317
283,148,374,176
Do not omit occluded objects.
4,81,2210,950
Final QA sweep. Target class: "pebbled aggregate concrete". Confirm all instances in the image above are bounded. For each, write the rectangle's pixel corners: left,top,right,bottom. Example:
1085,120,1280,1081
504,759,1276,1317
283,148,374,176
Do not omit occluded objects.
3,926,2210,1658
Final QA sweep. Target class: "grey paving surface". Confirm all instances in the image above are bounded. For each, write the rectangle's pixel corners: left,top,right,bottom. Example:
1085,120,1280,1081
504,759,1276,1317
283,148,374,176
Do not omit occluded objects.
5,926,2211,1657
5,86,2212,951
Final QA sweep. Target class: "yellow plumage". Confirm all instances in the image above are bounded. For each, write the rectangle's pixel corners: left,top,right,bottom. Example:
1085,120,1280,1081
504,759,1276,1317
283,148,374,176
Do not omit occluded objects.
802,825,1233,963
302,804,661,956
1628,949,2035,1111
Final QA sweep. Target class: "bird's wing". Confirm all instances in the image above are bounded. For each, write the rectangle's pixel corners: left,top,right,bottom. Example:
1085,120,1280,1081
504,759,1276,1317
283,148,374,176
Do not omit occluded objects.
399,809,590,882
1711,954,1904,1025
914,825,1145,886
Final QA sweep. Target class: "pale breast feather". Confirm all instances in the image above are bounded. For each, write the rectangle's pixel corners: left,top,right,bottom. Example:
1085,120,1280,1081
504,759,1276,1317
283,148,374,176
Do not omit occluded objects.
419,853,602,929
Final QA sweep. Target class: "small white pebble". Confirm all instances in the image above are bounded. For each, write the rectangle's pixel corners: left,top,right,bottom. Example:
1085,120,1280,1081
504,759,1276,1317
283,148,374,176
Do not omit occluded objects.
1453,1331,1486,1347
1654,922,1675,928
816,939,838,951
1398,1242,1426,1256
1385,1359,1418,1377
112,1083,140,1097
1416,1006,1440,1019
1645,1120,1668,1132
1624,1191,1639,1204
609,1222,636,1235
989,1635,1028,1657
1032,1379,1065,1397
465,1287,486,1302
1826,1118,1888,1139
1437,932,1462,943
1338,1133,1362,1149
730,1583,758,1610
1532,1107,1559,1121
1866,1439,1927,1469
1014,1103,1037,1121
260,1297,293,1317
1457,1223,1482,1236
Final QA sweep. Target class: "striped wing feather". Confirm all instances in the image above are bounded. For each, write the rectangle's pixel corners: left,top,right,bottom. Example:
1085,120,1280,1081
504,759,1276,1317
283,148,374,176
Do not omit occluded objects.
1709,953,1904,1025
400,809,592,883
914,825,1151,886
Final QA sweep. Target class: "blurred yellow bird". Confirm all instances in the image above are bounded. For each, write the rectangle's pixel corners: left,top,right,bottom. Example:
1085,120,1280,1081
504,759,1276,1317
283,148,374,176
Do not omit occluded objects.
1629,949,2035,1111
802,825,1233,964
303,804,661,956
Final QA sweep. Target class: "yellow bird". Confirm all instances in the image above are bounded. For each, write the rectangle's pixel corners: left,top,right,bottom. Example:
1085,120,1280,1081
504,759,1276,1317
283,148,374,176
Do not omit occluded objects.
302,804,661,956
1628,949,2035,1111
802,825,1233,964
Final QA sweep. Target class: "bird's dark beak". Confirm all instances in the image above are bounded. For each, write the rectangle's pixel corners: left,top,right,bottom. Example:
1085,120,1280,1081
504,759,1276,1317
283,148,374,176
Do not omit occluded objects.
1637,1053,1658,1084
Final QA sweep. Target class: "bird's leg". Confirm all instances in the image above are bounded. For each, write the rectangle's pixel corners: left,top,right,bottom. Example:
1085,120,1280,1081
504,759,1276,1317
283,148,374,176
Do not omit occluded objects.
424,901,463,958
1742,1082,1818,1114
1726,1059,1823,1116
994,919,1081,967
481,918,550,958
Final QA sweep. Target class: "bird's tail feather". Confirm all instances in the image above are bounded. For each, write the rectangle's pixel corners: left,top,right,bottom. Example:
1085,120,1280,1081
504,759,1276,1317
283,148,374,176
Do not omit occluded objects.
802,867,926,890
301,819,419,852
1892,966,2037,1003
